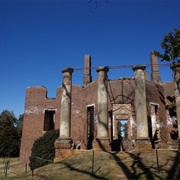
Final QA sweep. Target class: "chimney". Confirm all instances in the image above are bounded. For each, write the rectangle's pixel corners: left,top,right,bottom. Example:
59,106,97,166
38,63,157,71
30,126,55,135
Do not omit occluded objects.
144,71,148,81
83,54,92,86
150,52,161,83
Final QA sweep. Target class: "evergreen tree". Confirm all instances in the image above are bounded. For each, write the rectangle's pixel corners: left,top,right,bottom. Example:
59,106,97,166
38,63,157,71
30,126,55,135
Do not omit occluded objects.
29,130,59,171
0,110,22,157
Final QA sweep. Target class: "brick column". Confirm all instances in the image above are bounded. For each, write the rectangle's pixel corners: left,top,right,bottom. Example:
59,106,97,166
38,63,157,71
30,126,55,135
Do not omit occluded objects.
83,54,92,86
150,52,161,84
55,67,74,161
94,66,110,151
132,65,151,151
170,63,180,147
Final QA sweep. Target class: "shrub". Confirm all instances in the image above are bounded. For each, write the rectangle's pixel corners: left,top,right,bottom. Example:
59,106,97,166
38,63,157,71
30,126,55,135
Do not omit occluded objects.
29,130,59,170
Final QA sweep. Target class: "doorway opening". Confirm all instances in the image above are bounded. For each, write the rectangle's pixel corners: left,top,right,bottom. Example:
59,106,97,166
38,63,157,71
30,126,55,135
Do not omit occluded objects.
87,106,94,149
111,119,128,151
149,103,159,148
117,119,128,140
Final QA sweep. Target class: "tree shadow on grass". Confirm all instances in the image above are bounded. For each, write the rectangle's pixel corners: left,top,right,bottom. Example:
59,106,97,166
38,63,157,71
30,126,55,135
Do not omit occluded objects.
127,152,160,179
57,159,108,179
95,139,180,180
46,141,180,179
166,151,180,179
96,138,154,179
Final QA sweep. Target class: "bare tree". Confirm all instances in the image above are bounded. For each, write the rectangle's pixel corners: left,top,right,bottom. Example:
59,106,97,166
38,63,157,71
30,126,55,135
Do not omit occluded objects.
88,0,109,8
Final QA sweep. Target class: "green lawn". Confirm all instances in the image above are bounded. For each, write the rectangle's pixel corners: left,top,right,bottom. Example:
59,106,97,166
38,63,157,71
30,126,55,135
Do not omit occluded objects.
0,150,179,179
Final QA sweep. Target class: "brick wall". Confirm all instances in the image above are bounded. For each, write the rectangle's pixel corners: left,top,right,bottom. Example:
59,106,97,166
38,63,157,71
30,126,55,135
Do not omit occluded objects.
19,76,175,163
19,86,61,163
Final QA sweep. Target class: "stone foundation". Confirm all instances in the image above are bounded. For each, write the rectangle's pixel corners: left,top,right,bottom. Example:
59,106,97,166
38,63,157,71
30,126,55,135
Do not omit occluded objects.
54,137,73,161
55,137,72,149
93,138,110,152
135,138,152,152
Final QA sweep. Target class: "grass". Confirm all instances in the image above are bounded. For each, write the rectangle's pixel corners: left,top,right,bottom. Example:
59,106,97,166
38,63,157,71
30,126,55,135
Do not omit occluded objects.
0,150,179,179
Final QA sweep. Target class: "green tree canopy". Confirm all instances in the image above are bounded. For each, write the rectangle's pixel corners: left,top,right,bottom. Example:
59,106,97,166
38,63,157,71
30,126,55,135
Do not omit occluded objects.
0,110,17,127
17,114,24,128
155,29,180,62
0,110,22,157
0,126,21,157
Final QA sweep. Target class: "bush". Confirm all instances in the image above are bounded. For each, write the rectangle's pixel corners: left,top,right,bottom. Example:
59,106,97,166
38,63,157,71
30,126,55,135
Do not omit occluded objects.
29,130,59,170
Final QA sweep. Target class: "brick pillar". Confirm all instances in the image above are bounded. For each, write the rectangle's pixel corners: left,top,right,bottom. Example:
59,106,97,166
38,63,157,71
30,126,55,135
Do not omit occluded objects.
83,54,92,86
144,71,148,81
150,52,161,84
132,65,152,151
94,66,110,151
170,63,180,147
54,67,74,162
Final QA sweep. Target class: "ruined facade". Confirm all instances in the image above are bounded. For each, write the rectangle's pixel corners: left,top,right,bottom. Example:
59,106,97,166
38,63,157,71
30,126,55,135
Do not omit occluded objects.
20,53,179,163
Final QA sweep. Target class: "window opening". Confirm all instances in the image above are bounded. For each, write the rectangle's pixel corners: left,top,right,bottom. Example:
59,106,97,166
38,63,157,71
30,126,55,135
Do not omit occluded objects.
44,110,55,131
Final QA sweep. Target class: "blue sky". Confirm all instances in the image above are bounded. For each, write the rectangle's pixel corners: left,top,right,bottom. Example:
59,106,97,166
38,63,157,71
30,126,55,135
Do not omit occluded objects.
0,0,179,117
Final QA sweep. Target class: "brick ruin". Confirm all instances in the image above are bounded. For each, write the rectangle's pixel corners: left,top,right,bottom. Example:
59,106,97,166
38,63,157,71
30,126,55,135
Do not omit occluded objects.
19,52,180,163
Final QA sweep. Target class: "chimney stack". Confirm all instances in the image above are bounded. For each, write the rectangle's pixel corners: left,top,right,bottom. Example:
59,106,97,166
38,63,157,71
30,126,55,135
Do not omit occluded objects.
83,54,92,86
150,52,161,84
